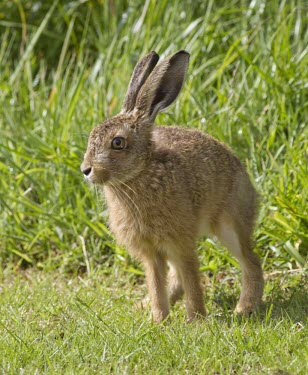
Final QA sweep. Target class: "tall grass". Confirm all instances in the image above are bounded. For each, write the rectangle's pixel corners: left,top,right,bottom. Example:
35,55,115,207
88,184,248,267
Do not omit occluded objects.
0,0,307,273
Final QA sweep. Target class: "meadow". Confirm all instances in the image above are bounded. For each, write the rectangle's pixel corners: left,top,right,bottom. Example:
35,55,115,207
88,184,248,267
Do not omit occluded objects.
0,0,307,373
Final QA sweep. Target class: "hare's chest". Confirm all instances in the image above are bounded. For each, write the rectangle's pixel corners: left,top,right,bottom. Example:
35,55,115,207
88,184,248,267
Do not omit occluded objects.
105,189,149,245
103,185,190,255
108,203,143,240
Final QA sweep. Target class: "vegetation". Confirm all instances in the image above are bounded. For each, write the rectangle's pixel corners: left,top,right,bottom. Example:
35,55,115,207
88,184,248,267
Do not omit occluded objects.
0,269,307,374
0,0,307,373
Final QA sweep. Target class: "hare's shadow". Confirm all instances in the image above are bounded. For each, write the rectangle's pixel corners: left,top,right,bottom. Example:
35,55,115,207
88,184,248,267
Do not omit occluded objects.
212,274,308,325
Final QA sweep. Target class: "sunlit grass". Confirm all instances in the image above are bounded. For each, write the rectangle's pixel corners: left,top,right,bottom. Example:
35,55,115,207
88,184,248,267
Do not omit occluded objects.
0,268,307,374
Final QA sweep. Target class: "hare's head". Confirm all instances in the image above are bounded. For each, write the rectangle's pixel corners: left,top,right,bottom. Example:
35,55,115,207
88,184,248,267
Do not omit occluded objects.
81,50,189,185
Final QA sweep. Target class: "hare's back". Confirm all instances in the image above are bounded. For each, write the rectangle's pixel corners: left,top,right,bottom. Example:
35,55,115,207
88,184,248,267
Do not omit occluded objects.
152,125,239,167
152,126,257,233
152,125,249,202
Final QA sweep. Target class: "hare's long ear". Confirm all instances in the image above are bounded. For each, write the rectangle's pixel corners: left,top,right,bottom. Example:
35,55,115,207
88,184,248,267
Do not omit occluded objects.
134,50,190,121
122,51,159,113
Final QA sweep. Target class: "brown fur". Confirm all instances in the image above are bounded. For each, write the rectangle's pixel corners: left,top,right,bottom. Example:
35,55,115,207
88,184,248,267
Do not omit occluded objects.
81,51,264,323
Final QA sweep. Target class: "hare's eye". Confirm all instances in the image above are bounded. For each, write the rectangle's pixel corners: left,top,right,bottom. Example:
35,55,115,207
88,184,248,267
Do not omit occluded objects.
111,137,126,150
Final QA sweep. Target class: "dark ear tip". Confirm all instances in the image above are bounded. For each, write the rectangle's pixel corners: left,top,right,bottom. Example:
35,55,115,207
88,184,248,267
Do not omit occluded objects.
176,50,190,56
147,51,159,60
171,50,190,61
142,51,159,66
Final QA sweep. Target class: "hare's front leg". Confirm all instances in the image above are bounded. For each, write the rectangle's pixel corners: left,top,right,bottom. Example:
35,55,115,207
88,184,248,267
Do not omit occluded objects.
142,253,169,323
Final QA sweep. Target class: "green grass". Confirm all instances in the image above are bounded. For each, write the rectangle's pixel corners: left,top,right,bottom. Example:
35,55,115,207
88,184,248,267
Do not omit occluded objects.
0,268,307,374
0,0,308,373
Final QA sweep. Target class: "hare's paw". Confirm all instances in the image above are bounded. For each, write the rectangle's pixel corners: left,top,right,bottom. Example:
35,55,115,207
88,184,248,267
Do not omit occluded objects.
234,300,260,315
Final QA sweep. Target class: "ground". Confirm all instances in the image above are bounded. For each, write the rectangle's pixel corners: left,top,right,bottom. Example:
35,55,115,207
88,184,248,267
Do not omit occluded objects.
1,267,307,374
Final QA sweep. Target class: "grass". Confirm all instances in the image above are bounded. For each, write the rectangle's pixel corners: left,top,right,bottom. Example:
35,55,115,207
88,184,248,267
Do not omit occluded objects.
1,268,307,374
0,0,307,373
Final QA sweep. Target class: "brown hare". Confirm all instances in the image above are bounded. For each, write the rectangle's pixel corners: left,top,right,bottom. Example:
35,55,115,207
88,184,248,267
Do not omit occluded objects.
81,50,264,323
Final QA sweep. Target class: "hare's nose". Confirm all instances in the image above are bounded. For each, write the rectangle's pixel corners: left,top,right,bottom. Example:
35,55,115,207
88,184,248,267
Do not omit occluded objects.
82,167,92,176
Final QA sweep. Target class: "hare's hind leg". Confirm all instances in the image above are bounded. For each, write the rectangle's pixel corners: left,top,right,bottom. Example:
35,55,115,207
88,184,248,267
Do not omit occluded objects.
170,245,206,322
215,215,264,314
142,253,169,323
167,262,184,305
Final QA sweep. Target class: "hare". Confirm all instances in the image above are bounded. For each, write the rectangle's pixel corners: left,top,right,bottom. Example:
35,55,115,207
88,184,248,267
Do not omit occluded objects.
81,50,264,323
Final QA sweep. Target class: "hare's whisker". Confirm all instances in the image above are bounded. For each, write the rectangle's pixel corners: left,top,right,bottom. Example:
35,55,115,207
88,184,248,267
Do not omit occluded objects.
109,181,142,229
112,177,138,196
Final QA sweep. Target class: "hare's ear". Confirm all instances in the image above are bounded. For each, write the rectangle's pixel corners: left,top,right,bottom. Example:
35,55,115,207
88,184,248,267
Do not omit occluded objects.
134,50,190,121
122,51,159,113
